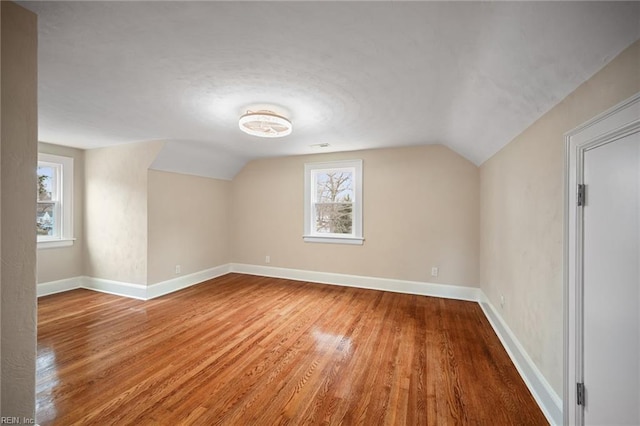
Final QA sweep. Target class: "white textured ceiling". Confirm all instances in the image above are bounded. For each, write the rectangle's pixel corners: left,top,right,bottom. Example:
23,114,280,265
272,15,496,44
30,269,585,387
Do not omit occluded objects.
21,1,640,179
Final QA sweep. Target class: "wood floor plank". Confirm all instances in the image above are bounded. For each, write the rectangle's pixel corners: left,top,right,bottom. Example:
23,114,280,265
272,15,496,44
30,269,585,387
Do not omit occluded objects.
37,273,547,425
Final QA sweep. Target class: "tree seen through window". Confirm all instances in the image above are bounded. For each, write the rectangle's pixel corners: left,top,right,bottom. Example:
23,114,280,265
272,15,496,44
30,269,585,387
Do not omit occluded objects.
313,171,353,234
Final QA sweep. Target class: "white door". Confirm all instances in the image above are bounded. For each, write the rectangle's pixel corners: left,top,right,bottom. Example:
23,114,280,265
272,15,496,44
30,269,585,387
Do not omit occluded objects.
582,130,640,425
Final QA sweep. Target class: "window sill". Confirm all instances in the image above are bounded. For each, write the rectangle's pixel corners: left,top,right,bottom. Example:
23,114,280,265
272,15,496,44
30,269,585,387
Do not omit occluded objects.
37,238,75,250
303,235,364,245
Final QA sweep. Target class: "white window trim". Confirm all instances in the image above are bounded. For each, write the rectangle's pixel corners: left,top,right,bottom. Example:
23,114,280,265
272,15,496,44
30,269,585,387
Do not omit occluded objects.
303,159,363,245
37,153,75,249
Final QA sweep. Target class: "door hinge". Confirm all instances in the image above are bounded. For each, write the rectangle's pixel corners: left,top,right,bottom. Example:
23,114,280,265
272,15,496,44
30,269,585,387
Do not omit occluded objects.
577,382,585,406
577,184,586,207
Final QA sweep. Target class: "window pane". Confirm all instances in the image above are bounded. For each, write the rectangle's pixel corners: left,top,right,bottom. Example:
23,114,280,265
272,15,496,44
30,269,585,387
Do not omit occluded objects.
37,203,56,237
314,170,353,203
314,202,353,234
37,166,56,202
304,160,362,243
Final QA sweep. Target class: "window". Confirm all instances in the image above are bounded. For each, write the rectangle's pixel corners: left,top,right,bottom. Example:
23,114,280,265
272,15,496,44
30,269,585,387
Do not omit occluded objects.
304,160,363,245
37,153,74,248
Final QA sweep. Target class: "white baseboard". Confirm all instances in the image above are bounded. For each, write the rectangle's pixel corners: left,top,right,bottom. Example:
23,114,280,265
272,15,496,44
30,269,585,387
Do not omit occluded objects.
146,264,231,299
38,264,232,300
37,263,559,424
479,296,562,426
39,264,480,302
229,263,481,301
81,276,148,300
37,276,82,297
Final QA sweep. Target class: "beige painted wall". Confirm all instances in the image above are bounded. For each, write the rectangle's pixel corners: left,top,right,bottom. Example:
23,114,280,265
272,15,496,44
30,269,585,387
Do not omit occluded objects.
147,170,231,284
232,145,479,286
480,40,640,396
84,141,163,285
37,143,85,283
0,1,37,418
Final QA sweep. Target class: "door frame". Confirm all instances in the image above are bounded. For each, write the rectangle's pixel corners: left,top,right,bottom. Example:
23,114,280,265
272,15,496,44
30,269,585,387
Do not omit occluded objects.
564,92,640,425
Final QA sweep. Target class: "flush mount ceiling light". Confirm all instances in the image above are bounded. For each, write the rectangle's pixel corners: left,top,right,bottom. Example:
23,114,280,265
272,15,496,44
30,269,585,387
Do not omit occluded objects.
239,110,292,138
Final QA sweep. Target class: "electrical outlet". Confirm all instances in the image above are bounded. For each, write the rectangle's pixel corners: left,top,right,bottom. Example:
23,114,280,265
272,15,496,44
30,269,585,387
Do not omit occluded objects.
175,265,181,274
500,294,505,308
265,255,271,264
431,267,439,277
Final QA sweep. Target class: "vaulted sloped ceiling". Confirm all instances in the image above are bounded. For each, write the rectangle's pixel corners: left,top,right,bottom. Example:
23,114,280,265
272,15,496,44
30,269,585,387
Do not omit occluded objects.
21,1,640,179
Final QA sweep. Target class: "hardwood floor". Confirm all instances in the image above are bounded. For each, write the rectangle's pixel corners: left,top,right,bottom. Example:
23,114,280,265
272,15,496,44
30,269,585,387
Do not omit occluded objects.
37,273,547,425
